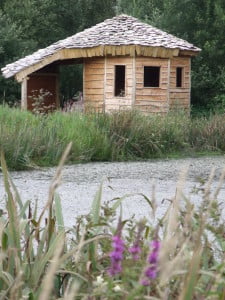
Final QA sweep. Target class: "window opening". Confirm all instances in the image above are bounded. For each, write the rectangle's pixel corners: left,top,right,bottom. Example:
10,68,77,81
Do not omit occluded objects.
144,66,160,87
115,65,125,96
176,67,183,88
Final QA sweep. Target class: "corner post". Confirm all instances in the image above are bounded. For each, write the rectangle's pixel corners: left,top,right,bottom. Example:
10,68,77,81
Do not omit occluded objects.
103,56,107,113
167,58,171,112
56,74,60,109
132,54,136,108
21,78,27,110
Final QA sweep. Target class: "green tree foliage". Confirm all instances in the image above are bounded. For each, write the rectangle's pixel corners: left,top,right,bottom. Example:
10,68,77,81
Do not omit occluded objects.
0,9,22,102
0,0,224,111
77,0,117,30
159,0,225,109
117,0,225,111
57,0,116,100
116,0,163,25
0,0,117,104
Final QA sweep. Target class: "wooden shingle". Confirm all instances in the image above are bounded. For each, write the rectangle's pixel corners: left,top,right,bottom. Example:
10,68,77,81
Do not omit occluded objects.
1,15,201,80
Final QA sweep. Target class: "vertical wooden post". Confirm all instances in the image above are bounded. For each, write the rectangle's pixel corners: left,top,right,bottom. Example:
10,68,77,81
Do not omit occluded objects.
132,55,136,108
21,78,27,110
83,60,86,109
55,74,60,109
103,56,107,113
188,57,191,112
167,58,171,112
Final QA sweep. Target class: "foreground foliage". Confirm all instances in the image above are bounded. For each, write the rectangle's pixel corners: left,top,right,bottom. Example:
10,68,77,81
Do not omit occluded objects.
0,106,225,170
0,145,224,299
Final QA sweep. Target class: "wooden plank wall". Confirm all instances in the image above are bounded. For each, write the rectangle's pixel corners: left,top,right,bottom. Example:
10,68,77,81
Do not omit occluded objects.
134,57,169,113
83,55,191,113
84,58,105,112
169,57,191,110
105,57,133,112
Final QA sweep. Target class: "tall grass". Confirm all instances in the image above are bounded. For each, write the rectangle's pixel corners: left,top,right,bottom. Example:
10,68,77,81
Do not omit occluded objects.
0,105,224,170
0,145,224,299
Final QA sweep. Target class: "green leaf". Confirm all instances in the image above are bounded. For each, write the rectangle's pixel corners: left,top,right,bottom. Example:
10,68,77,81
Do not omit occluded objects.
33,232,65,288
2,231,8,251
54,193,64,231
90,181,103,225
180,246,203,299
0,151,21,262
19,200,30,219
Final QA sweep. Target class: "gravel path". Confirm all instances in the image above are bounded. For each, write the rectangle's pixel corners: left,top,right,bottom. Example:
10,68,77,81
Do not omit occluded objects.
0,156,225,227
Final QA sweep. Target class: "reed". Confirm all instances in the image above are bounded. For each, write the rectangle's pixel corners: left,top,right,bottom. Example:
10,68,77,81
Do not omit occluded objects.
0,105,224,170
0,145,224,299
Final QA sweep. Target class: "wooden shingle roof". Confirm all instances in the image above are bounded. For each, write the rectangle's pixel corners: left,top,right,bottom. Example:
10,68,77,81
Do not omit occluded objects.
1,14,201,81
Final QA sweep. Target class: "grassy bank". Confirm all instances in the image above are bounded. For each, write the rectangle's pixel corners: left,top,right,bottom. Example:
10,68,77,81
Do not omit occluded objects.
0,147,224,299
0,105,225,170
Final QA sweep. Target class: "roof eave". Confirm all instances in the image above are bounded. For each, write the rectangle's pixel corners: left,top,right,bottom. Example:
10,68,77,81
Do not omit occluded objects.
3,45,201,82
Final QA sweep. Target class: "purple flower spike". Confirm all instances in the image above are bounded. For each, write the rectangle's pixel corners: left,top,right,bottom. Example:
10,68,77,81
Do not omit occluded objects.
128,244,141,261
108,234,125,276
148,250,158,264
151,240,160,251
140,278,149,286
141,239,160,286
145,266,157,279
128,222,145,261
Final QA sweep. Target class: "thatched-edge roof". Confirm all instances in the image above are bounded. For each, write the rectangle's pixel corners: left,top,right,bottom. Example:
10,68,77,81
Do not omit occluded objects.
1,14,201,81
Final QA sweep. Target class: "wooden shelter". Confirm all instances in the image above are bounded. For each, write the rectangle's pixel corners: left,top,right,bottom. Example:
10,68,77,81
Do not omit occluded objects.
1,15,201,113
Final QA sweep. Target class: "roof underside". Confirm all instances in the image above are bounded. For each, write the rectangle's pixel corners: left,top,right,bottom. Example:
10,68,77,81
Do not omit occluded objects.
1,14,201,81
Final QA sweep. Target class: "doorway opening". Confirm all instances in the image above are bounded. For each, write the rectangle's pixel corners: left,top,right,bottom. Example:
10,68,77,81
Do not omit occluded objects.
59,63,83,111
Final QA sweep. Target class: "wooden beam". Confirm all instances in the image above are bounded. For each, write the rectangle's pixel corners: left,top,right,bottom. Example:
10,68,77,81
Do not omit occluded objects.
14,46,189,83
179,50,199,57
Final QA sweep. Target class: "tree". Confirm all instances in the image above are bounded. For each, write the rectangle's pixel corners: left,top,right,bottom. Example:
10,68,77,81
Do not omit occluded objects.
0,9,22,103
117,0,225,110
158,0,225,109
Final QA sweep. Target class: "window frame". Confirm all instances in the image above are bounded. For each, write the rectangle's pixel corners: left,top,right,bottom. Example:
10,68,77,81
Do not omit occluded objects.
143,66,161,88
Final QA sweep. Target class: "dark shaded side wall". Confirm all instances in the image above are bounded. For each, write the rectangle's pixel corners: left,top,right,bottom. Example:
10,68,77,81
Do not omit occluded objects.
27,73,59,112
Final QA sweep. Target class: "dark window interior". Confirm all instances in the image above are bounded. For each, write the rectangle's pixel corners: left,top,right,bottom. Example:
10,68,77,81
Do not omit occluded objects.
176,67,183,87
144,66,160,87
115,65,125,96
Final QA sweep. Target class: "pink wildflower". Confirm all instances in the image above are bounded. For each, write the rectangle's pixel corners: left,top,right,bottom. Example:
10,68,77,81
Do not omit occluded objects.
108,235,125,276
128,243,141,260
141,239,160,285
128,221,145,261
